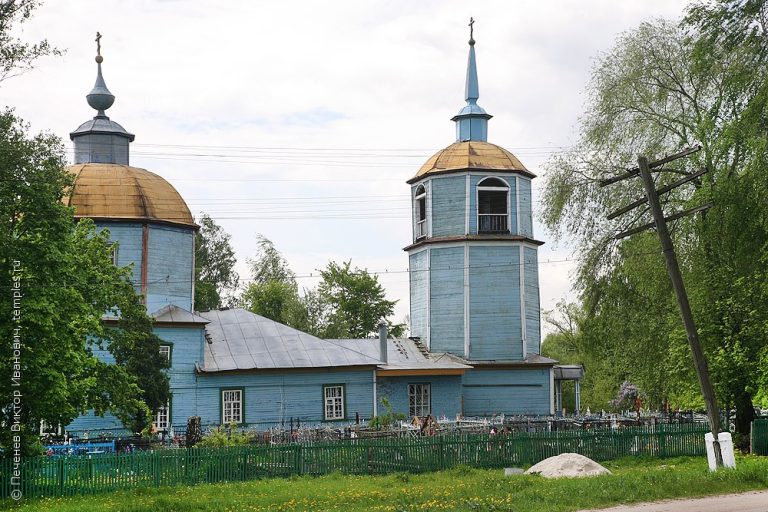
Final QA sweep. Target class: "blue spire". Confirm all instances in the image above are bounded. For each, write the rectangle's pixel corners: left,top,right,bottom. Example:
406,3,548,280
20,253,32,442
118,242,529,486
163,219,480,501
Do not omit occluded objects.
452,18,491,142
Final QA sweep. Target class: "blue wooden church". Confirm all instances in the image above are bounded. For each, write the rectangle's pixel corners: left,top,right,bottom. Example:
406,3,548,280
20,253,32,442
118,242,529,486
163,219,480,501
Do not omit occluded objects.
66,30,560,437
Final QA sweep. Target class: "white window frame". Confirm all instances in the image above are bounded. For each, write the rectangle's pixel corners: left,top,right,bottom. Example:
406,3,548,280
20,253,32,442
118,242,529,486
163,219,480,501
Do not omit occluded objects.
323,385,345,421
222,389,243,424
155,400,170,430
414,184,427,240
476,176,511,234
408,383,431,417
109,244,119,266
159,345,171,364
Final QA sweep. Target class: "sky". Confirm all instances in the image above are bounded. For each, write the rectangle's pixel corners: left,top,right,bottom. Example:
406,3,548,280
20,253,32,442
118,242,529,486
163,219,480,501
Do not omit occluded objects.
3,0,691,335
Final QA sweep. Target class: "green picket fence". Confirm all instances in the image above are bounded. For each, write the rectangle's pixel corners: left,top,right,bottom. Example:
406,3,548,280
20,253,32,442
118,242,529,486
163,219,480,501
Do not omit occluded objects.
753,418,768,455
0,423,709,499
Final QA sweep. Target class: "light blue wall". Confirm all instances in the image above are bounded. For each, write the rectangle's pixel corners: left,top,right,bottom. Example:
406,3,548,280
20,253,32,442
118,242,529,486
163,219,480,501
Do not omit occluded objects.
97,222,195,313
377,375,462,419
155,326,205,427
523,247,541,357
190,369,375,428
518,178,533,237
468,246,522,360
146,225,194,313
66,325,203,436
429,247,465,355
431,177,466,237
97,222,143,290
462,368,551,416
409,251,429,345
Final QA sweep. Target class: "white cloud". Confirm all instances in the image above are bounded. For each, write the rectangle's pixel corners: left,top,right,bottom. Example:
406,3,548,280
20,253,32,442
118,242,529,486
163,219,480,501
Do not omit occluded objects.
4,0,690,331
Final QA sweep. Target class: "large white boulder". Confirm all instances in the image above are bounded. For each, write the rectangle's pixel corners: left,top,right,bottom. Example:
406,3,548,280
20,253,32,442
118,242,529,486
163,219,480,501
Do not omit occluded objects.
525,453,612,478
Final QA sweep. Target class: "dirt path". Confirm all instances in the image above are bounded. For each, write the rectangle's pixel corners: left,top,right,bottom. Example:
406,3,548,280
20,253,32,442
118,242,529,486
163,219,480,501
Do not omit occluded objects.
579,490,768,512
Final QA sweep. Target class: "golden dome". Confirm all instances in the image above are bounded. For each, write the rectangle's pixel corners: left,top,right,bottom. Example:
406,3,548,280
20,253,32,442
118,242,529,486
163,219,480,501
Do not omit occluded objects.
408,141,533,183
65,164,196,228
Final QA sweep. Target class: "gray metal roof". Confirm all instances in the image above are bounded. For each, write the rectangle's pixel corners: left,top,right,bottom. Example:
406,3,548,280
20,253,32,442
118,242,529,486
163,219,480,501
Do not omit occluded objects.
151,305,209,324
459,354,558,366
70,117,134,140
327,338,471,372
553,364,584,380
198,309,471,373
198,309,381,372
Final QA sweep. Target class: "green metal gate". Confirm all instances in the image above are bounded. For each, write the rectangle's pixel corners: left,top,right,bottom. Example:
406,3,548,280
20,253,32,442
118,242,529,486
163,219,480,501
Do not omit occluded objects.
752,418,768,455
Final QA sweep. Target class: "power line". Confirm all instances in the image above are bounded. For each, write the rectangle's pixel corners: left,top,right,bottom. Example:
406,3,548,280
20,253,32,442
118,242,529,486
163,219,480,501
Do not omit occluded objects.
3,257,582,291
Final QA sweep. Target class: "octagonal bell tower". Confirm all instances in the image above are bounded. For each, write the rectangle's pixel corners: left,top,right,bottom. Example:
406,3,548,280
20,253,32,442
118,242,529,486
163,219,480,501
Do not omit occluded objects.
406,25,545,364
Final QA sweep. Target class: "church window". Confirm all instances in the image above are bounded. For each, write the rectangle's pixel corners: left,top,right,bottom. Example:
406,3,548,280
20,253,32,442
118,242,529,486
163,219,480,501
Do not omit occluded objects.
109,243,119,266
159,344,172,365
221,388,244,424
323,384,345,420
155,400,171,430
477,177,509,233
414,185,427,240
408,383,431,417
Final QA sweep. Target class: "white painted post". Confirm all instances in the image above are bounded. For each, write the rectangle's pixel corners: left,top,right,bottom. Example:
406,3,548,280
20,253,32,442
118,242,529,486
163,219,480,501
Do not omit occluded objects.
704,433,717,471
718,432,736,468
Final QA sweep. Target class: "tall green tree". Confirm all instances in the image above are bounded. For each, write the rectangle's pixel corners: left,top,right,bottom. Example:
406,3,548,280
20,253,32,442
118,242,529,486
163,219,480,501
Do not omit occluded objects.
0,2,168,448
0,112,165,452
540,11,768,434
194,214,239,311
241,238,404,339
241,235,304,325
318,260,404,339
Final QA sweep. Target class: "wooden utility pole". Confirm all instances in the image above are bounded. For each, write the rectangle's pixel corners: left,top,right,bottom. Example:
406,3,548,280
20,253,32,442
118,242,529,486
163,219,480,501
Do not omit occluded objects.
602,148,723,467
637,156,722,467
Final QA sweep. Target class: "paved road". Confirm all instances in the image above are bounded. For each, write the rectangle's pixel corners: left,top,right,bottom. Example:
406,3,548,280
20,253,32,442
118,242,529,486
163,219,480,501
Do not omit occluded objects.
579,491,768,512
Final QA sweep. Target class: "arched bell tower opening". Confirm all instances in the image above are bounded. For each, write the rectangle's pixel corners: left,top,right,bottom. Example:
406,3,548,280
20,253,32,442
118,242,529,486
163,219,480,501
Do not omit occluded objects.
477,177,510,233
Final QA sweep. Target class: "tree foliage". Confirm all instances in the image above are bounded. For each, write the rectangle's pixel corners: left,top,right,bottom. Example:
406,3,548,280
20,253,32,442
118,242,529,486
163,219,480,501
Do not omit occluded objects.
0,112,167,453
241,235,303,325
194,214,238,311
241,237,403,339
539,6,768,434
318,260,404,339
0,0,60,82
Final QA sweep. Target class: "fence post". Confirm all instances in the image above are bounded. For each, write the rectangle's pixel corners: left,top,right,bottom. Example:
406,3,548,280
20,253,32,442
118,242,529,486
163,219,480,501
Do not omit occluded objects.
439,436,445,470
154,452,161,487
58,457,65,495
294,445,303,475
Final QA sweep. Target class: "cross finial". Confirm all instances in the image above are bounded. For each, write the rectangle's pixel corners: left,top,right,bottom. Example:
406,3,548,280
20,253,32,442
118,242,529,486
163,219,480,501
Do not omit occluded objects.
94,32,104,64
468,17,475,45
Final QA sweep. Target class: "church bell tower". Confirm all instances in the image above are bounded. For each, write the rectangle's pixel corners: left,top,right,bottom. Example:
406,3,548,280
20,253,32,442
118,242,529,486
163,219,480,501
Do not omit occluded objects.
406,21,545,363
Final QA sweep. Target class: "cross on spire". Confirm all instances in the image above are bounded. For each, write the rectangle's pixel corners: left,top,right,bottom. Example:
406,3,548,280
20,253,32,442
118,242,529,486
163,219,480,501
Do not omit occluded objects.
468,17,475,45
95,32,102,57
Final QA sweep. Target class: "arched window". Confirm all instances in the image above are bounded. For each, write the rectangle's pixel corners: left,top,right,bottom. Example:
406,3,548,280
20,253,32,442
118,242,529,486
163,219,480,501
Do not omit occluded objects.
414,184,427,240
477,177,509,233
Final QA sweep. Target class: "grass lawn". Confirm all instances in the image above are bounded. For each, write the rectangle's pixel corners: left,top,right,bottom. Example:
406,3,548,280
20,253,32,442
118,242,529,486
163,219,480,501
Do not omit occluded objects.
3,455,767,512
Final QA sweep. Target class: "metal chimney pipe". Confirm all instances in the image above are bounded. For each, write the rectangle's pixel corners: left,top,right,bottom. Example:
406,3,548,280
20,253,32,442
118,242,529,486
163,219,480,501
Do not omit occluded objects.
378,321,388,364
